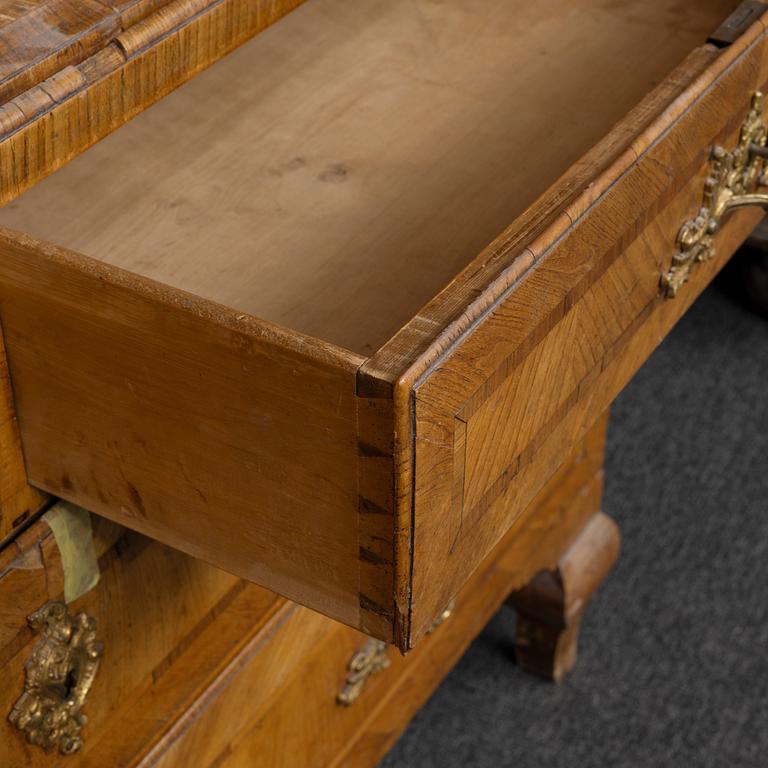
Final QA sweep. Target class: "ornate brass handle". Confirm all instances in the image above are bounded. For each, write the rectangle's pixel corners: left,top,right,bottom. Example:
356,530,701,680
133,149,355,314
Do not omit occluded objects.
336,639,390,706
9,601,103,754
662,91,768,297
335,599,456,706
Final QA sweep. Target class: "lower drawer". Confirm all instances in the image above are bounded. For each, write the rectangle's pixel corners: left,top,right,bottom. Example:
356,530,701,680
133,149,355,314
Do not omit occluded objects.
0,513,255,766
0,413,607,767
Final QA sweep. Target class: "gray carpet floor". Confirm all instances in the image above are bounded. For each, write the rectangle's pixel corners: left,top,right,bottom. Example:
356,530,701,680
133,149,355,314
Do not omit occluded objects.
380,277,768,768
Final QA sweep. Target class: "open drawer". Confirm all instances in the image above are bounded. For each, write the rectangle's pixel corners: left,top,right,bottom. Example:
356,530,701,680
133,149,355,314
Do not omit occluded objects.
0,0,766,650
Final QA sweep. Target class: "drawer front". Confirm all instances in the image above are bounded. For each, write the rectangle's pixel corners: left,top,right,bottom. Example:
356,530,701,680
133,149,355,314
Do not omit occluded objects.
407,21,768,644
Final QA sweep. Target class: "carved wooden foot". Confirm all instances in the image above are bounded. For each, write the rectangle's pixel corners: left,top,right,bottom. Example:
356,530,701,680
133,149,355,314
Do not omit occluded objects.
507,511,620,682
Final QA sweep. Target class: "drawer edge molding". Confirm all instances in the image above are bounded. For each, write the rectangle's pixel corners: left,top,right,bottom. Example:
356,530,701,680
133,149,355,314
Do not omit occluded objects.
362,14,768,391
392,15,768,646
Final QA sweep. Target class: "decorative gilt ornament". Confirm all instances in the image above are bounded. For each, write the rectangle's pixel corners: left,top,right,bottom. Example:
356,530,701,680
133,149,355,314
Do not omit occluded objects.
663,91,768,297
426,599,455,634
9,601,103,754
336,639,390,706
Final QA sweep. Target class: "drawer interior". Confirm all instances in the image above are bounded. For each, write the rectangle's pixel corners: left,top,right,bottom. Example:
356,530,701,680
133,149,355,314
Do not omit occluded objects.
0,0,734,356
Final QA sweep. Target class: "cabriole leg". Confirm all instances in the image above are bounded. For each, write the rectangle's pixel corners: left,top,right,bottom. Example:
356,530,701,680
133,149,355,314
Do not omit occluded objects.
507,511,620,682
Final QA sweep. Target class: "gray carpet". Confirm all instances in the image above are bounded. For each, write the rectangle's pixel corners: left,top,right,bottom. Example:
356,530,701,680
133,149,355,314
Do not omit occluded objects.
380,277,768,768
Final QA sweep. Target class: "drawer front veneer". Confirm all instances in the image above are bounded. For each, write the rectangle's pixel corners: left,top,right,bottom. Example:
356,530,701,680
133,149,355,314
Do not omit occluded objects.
395,18,768,644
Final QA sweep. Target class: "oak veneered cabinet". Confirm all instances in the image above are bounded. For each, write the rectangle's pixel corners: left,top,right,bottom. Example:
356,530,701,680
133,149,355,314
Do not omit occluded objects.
0,0,764,651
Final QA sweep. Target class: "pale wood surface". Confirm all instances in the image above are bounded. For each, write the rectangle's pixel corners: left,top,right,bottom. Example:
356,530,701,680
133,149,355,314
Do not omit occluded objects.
357,42,724,394
403,19,768,645
0,0,736,355
0,0,308,202
0,230,366,632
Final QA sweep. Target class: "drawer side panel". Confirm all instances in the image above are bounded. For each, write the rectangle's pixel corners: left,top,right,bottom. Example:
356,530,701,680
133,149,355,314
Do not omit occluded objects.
0,232,365,632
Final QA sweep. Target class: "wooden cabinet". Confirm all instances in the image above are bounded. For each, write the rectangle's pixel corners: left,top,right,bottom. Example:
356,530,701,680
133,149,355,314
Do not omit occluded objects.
0,0,768,649
3,2,767,763
0,0,763,653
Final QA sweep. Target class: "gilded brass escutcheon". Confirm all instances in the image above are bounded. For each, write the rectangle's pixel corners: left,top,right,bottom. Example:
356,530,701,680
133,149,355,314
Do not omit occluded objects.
336,639,390,706
9,601,103,754
663,91,768,297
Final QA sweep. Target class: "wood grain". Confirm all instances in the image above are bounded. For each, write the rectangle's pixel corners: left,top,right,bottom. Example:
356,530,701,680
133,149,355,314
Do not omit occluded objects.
0,0,308,201
0,0,119,105
0,0,737,355
0,1,192,107
358,43,725,393
0,414,607,767
0,0,762,651
0,513,270,767
355,394,397,639
178,413,611,768
402,15,768,646
0,230,367,632
509,511,620,682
